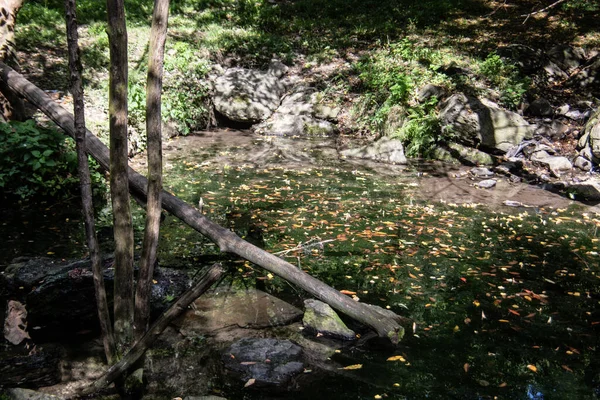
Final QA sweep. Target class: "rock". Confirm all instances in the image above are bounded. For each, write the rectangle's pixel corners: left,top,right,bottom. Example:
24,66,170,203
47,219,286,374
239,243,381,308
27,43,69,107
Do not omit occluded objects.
174,288,302,337
568,180,600,201
212,66,286,123
439,93,533,153
302,299,355,340
570,56,600,95
3,258,192,340
0,346,62,388
4,388,63,400
4,300,30,345
267,59,288,79
573,155,593,171
431,142,495,165
254,86,338,137
382,105,407,137
475,179,497,189
526,98,553,117
340,136,407,164
470,167,494,178
577,107,600,164
417,84,445,103
184,397,228,400
547,45,586,74
222,338,304,386
555,104,570,116
498,44,544,73
531,152,573,176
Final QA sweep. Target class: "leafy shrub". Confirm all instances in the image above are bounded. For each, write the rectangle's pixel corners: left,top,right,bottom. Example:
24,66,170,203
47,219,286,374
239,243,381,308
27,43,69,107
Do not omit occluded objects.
393,98,442,158
0,120,104,200
479,53,530,110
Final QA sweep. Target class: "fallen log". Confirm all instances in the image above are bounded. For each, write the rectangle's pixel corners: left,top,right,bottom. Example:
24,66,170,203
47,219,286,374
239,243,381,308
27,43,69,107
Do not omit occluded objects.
0,62,404,344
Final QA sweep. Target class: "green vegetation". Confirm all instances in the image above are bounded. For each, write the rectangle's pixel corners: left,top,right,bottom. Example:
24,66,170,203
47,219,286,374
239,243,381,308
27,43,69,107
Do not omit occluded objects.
0,121,104,200
479,52,531,110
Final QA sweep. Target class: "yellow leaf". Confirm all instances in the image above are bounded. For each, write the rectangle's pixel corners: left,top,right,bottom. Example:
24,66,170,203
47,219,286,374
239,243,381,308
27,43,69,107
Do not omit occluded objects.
473,300,480,307
463,363,470,373
527,364,537,372
453,325,460,332
340,289,357,295
386,355,406,362
244,378,256,387
47,251,55,255
374,395,382,399
340,364,363,370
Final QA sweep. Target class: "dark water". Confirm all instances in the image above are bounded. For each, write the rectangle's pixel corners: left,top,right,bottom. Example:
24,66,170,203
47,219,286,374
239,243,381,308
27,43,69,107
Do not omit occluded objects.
2,132,599,399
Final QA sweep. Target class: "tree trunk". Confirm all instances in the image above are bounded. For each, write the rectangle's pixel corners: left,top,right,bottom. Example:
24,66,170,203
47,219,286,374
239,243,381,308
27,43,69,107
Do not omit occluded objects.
134,0,169,341
106,0,134,353
0,63,404,345
0,0,25,121
78,264,225,397
64,0,116,364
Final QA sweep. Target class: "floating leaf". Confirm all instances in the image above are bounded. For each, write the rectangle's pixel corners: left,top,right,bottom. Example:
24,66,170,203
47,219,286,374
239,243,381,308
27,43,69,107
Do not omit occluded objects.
244,378,256,387
463,363,469,373
340,364,363,370
387,355,406,362
527,364,537,372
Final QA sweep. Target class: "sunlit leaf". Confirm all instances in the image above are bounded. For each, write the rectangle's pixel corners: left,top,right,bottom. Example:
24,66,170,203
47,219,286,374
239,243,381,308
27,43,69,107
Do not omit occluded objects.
527,364,537,372
340,364,363,370
244,378,256,387
387,355,406,362
463,363,469,373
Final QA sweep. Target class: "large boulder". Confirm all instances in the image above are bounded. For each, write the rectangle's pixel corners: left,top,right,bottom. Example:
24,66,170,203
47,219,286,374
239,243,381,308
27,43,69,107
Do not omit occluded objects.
340,136,407,164
577,107,600,164
431,142,495,165
212,62,287,123
254,87,338,137
439,93,534,153
302,299,355,340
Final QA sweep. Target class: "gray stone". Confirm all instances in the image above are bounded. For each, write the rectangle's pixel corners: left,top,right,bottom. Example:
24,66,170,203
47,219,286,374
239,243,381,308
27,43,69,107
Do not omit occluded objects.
570,56,600,95
268,59,288,79
212,67,286,123
526,98,553,117
573,155,592,171
475,179,497,189
531,153,573,176
578,107,600,163
4,389,63,400
547,45,587,74
470,167,494,178
340,136,407,164
417,84,445,103
439,93,533,153
302,299,355,340
431,142,495,165
382,105,408,137
222,338,304,386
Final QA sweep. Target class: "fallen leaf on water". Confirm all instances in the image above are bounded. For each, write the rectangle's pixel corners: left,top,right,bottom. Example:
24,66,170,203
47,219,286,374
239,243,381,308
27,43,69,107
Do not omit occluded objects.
240,361,256,365
562,365,573,372
374,395,382,399
527,365,537,372
463,363,469,373
244,378,256,387
340,364,363,370
498,382,507,388
387,355,406,362
498,319,510,323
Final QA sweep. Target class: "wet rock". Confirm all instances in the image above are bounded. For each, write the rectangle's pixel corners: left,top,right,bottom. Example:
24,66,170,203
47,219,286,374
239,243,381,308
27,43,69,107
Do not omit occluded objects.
302,299,355,340
431,142,495,165
568,180,600,201
340,136,407,164
212,63,287,123
526,98,553,117
4,388,63,400
439,93,533,153
470,167,494,178
475,179,497,189
222,338,304,386
174,288,302,337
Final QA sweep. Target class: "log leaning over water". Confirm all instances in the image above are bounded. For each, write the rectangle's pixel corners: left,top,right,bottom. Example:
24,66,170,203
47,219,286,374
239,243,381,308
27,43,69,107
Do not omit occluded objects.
0,62,404,344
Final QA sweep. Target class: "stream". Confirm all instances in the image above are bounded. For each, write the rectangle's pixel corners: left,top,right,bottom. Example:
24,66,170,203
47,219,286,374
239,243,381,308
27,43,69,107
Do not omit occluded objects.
2,130,600,399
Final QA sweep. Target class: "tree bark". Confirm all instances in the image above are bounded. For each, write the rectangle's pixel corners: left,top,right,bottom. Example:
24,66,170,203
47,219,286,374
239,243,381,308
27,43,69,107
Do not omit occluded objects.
106,0,134,353
134,0,169,341
64,0,116,364
0,0,25,121
0,63,404,345
79,263,225,397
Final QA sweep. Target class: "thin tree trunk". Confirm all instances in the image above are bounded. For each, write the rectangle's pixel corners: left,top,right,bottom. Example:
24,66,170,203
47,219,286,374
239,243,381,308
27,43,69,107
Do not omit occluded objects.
0,63,405,345
64,0,116,364
134,0,169,341
0,0,25,121
106,0,134,353
79,263,225,397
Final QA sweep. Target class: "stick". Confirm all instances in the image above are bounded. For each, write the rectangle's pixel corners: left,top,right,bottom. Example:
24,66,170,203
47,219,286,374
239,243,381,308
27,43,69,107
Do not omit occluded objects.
521,0,568,23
